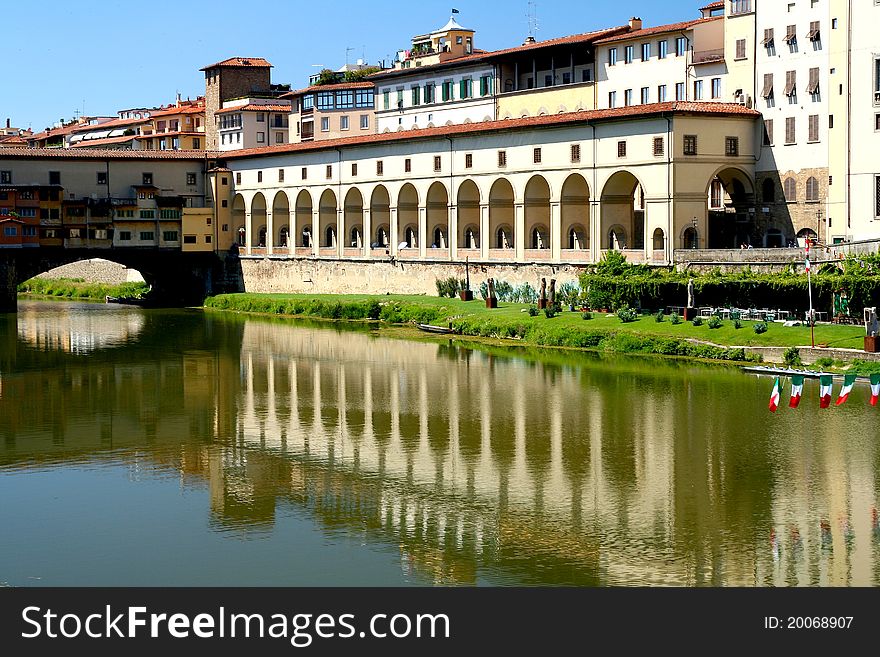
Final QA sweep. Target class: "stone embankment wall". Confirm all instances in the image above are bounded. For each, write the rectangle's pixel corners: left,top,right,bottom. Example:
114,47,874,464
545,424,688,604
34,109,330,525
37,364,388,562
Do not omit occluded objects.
239,257,583,296
744,346,880,364
36,259,145,284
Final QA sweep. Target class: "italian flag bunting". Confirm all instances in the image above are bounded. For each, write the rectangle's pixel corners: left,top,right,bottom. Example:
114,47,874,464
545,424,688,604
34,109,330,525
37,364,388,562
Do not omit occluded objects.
789,375,805,408
836,373,858,406
871,374,880,407
769,377,781,413
819,375,834,408
804,239,811,273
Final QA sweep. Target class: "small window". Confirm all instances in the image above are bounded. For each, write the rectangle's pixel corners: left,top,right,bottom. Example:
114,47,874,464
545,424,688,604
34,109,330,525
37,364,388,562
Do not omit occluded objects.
321,117,330,132
683,135,697,155
340,115,349,130
433,156,442,172
764,119,774,145
351,163,358,177
360,114,369,129
624,45,634,64
725,136,739,156
236,172,241,184
119,231,132,241
617,141,627,158
256,132,265,143
257,171,263,183
0,171,10,184
401,159,408,174
571,144,581,163
221,200,228,208
142,173,153,185
278,169,284,183
785,116,796,144
533,148,542,164
96,171,107,185
608,48,618,66
653,137,664,157
784,177,797,202
325,165,332,179
808,115,820,142
49,171,60,185
140,231,155,241
465,153,473,168
498,150,507,167
735,39,747,60
301,167,307,180
186,172,197,185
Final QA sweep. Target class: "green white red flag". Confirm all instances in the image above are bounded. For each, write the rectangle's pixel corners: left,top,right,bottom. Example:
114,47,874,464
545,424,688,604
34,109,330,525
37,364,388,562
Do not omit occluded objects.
871,374,880,406
769,378,781,412
789,375,805,408
819,375,834,408
805,239,811,273
836,373,858,406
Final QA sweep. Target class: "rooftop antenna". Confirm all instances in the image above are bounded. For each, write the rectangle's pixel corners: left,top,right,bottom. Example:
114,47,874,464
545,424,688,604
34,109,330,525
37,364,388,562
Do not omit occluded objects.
527,1,539,38
345,46,355,65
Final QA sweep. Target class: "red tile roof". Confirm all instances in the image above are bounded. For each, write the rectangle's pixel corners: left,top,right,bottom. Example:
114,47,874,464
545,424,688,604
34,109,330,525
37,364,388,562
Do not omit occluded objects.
215,104,292,115
70,116,151,134
700,1,724,9
29,122,89,141
200,57,272,71
0,135,27,146
71,135,140,148
0,147,214,160
223,101,759,160
593,16,723,44
150,104,206,117
283,81,375,97
370,25,630,81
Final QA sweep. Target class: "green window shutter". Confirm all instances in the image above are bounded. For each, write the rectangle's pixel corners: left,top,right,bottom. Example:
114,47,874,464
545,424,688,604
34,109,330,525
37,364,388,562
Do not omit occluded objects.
460,79,466,98
383,91,389,110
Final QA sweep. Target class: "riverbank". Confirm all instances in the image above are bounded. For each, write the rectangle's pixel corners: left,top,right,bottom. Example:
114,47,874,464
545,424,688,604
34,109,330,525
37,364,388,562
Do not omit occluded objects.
205,293,879,369
17,278,150,301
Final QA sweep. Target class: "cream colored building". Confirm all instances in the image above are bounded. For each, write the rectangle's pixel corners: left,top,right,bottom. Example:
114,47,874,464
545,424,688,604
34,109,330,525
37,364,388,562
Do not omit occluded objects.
218,102,758,265
216,98,292,151
285,82,375,143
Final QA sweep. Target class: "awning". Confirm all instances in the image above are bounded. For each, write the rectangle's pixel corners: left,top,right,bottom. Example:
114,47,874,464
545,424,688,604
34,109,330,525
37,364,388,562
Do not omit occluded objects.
806,21,820,41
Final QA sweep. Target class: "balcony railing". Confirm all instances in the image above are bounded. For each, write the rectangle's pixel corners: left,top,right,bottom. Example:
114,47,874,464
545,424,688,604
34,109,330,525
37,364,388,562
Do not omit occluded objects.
693,49,725,64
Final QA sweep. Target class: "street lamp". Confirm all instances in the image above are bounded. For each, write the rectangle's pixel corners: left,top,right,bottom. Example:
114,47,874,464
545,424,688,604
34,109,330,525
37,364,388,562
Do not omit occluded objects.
691,216,698,249
816,208,822,245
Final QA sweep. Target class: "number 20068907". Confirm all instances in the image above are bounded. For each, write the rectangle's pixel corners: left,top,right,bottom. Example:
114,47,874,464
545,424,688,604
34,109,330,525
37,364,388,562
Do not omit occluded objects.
764,617,853,629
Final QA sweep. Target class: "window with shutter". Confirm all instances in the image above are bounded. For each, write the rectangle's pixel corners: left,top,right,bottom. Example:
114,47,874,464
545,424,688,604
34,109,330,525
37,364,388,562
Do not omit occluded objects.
786,117,796,144
736,39,746,59
806,177,819,202
761,28,774,46
809,115,819,142
783,24,797,43
784,177,797,201
761,73,774,98
764,119,773,145
875,176,880,217
784,71,796,96
533,148,542,164
653,137,664,157
571,144,580,163
806,21,820,41
617,141,627,157
806,68,820,94
683,135,697,155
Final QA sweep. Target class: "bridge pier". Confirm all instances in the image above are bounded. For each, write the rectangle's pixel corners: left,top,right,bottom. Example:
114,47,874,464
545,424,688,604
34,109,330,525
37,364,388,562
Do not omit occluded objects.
0,254,18,313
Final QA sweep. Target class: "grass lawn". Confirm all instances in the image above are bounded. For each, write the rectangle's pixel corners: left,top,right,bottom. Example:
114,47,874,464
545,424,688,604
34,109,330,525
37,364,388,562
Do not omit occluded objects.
208,293,867,350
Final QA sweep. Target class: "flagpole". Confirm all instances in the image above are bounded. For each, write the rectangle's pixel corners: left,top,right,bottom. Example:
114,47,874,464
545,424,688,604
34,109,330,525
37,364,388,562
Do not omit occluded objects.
807,237,814,349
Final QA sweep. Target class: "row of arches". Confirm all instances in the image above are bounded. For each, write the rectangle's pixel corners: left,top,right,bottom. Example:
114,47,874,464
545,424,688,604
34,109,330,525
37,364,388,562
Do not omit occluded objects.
232,166,755,257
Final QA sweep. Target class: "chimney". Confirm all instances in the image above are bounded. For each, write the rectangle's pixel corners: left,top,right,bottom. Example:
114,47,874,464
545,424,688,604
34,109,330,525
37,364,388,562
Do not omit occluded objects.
176,92,182,107
5,118,9,129
523,35,536,45
629,17,642,31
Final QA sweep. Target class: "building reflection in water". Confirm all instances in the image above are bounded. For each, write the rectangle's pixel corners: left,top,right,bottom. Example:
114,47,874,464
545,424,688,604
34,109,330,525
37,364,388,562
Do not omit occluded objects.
1,303,879,586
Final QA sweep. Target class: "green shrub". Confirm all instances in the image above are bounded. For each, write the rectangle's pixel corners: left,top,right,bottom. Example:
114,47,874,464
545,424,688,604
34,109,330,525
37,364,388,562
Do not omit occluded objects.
527,305,539,317
581,311,593,320
814,356,835,369
671,313,682,325
733,319,742,329
707,315,723,329
754,322,768,334
655,310,665,323
692,316,703,327
543,306,557,319
617,307,638,323
783,346,802,368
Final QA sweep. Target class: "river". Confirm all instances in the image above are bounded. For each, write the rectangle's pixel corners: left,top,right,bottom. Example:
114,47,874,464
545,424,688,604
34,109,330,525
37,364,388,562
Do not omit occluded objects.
1,300,879,586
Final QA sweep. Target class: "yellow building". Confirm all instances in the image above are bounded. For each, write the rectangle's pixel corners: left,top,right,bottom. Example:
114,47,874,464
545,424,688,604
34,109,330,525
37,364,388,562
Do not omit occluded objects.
139,98,207,151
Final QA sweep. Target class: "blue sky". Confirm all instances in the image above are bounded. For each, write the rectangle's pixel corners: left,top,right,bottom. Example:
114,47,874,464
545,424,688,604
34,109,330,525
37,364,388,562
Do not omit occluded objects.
6,0,704,133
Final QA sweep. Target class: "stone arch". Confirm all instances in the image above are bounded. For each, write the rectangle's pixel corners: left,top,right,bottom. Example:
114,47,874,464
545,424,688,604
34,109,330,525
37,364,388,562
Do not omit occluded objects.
600,171,644,251
271,191,289,250
561,173,590,252
232,194,246,247
251,192,267,248
426,181,449,252
524,175,550,251
397,183,418,249
344,187,364,250
370,185,391,248
681,226,698,249
652,227,665,251
318,189,337,249
706,166,756,248
457,179,481,250
295,190,313,249
489,178,515,250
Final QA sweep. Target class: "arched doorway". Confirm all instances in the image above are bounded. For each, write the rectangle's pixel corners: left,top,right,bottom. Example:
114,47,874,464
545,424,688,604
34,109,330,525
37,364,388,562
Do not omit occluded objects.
796,227,817,248
489,178,514,254
706,167,755,248
682,226,698,249
561,173,590,257
278,226,289,248
397,183,418,251
318,189,337,250
524,175,550,254
272,191,289,251
295,190,313,251
251,192,267,248
370,185,390,250
344,188,364,252
232,194,246,248
457,179,480,252
426,181,449,254
600,171,644,253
